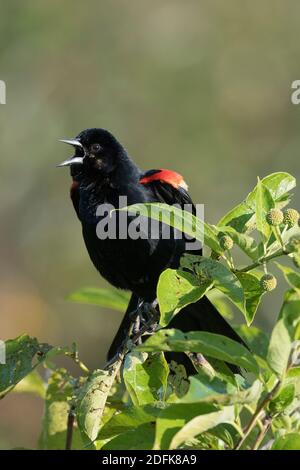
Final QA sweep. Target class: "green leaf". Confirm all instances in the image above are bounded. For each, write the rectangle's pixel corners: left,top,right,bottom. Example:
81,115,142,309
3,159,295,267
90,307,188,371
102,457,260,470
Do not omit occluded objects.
234,325,269,359
77,366,119,444
259,172,296,202
209,423,241,448
287,367,300,378
205,223,224,254
268,384,295,415
180,372,262,406
218,173,295,233
217,226,258,260
68,287,130,312
255,178,275,244
279,293,300,338
137,329,259,375
170,406,235,449
283,227,300,254
13,370,45,398
236,272,265,325
121,203,222,254
206,290,234,320
276,263,300,294
272,433,300,450
123,351,169,406
38,369,84,450
154,402,217,449
98,404,163,440
191,257,246,317
102,422,155,450
157,268,212,327
218,202,255,234
167,361,190,399
267,297,300,377
267,323,291,378
283,288,300,302
0,335,54,398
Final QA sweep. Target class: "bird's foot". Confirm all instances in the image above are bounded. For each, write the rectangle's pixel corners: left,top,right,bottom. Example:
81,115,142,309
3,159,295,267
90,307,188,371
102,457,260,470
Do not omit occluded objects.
105,300,160,366
129,299,159,343
132,314,142,345
139,300,159,328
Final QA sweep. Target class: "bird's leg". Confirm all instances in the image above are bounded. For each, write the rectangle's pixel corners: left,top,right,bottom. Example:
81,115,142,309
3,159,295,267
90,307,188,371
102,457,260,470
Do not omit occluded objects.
139,299,159,328
130,299,159,341
104,300,160,368
132,312,142,345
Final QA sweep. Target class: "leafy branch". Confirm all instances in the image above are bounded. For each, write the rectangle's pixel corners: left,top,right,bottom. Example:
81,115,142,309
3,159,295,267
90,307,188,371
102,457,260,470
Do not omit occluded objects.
235,248,288,273
1,172,300,450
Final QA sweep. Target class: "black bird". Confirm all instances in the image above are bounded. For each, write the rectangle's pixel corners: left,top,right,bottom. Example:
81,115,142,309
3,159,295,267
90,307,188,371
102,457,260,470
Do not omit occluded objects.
59,128,244,373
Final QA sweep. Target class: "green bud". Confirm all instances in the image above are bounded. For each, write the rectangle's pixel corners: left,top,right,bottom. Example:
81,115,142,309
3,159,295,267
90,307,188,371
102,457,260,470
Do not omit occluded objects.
260,274,277,292
219,235,234,251
266,208,284,226
283,208,299,228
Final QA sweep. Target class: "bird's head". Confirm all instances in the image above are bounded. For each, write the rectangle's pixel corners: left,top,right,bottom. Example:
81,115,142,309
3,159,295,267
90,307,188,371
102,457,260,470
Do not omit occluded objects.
58,128,124,179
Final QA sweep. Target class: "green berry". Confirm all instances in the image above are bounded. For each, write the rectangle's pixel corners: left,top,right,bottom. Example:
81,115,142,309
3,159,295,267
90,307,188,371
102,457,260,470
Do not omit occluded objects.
266,208,284,226
283,208,299,228
219,235,234,251
260,274,277,292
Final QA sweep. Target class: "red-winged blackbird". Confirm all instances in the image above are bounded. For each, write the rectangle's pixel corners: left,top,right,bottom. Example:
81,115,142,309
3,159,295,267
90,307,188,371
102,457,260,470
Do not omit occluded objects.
59,128,244,373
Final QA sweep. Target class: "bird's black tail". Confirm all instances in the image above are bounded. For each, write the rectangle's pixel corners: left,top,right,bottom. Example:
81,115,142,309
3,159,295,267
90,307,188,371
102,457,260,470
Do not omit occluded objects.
107,293,140,361
107,293,244,374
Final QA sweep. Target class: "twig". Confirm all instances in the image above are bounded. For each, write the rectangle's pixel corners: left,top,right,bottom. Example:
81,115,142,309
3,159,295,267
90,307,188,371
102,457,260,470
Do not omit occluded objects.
274,226,284,249
72,357,90,374
235,248,287,273
252,415,272,450
65,404,75,450
66,345,90,374
234,379,281,450
260,438,274,450
228,251,235,270
234,349,297,450
64,305,157,450
104,304,159,370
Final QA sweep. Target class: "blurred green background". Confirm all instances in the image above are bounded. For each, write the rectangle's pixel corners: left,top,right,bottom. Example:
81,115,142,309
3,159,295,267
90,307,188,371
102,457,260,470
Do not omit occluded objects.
1,0,300,449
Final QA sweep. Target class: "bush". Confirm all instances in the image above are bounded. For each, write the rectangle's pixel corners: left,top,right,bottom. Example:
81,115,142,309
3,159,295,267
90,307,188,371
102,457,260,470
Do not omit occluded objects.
1,172,300,450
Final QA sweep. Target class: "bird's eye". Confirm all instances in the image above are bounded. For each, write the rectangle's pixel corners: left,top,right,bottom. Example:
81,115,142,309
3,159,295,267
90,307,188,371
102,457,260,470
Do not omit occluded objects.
91,143,102,153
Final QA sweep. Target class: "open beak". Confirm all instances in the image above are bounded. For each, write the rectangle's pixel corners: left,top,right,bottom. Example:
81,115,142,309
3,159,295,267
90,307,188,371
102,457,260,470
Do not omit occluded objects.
57,139,84,167
57,156,84,167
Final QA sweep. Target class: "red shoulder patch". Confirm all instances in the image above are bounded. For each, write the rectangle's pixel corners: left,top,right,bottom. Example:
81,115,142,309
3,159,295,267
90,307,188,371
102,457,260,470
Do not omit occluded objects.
70,180,79,198
139,169,188,191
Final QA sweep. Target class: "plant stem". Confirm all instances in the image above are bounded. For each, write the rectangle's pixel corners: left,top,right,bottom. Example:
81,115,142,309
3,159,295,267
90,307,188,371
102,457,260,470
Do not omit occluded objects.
65,404,75,450
227,251,235,270
64,306,158,451
235,248,287,273
74,358,90,374
66,348,90,374
260,438,274,450
252,416,272,450
234,379,281,450
243,353,298,451
274,226,284,249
